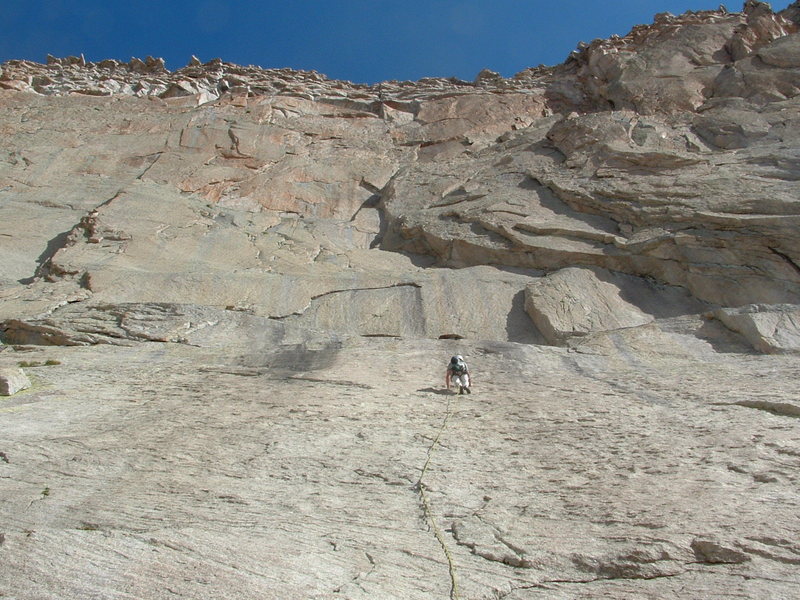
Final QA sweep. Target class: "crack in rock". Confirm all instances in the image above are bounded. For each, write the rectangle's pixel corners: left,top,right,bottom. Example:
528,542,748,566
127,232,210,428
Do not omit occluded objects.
268,282,422,320
412,394,460,600
333,551,377,595
769,246,800,277
135,152,164,181
21,191,131,284
287,376,373,389
451,517,534,569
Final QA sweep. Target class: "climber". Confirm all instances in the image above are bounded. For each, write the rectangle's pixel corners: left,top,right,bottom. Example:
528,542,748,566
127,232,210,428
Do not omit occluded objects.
445,355,471,394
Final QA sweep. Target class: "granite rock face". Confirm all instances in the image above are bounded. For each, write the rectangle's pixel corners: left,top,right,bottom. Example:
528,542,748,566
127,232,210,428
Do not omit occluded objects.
0,367,31,395
524,267,656,344
1,335,798,599
1,3,800,599
714,303,800,353
1,4,800,348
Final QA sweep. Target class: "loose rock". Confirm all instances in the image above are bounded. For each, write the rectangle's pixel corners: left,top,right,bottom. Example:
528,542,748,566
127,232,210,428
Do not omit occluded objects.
0,368,31,396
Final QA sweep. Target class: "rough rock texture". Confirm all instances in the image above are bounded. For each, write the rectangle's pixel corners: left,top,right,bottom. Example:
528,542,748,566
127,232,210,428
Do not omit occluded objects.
524,267,657,344
1,336,799,599
714,303,800,353
1,2,800,599
0,367,31,395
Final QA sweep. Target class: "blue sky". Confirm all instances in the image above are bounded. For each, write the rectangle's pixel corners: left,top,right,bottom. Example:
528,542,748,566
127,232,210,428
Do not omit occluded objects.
1,1,794,84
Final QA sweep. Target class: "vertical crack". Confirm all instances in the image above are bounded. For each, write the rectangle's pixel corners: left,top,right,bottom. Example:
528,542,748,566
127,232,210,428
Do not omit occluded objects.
413,394,460,600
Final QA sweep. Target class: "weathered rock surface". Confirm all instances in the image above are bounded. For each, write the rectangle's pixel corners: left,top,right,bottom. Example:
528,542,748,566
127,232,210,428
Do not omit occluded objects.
714,303,800,353
0,367,31,395
1,2,800,599
3,4,800,337
524,267,656,344
0,335,798,599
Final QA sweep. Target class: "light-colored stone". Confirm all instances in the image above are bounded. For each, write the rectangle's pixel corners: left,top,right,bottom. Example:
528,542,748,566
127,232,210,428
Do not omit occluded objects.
1,4,800,599
714,304,800,353
0,367,31,395
524,267,654,344
0,337,797,599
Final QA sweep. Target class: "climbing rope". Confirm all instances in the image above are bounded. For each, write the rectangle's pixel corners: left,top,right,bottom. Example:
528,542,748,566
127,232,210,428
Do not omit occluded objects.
415,394,460,600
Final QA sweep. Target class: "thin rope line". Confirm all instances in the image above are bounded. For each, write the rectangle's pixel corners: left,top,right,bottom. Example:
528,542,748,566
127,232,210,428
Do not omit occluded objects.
415,394,460,600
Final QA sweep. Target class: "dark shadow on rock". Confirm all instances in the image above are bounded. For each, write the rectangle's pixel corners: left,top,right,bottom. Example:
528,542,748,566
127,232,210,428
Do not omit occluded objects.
240,339,344,372
18,229,73,284
373,219,438,268
521,137,567,161
417,387,452,396
495,265,545,278
589,266,710,319
518,175,619,235
364,191,389,250
469,221,515,248
696,318,757,355
506,290,545,344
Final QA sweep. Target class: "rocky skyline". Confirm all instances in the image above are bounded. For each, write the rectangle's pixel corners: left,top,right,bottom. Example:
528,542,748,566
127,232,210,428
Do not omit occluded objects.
8,0,788,84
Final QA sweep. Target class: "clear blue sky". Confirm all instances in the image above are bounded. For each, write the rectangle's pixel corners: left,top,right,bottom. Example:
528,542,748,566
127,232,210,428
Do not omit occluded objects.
1,1,794,84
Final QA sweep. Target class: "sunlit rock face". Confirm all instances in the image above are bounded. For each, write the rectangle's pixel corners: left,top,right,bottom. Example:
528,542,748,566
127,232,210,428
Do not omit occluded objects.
2,2,800,350
3,2,800,349
1,4,800,599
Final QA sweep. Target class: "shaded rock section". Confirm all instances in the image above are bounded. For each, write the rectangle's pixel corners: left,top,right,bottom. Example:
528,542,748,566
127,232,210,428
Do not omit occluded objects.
714,304,800,353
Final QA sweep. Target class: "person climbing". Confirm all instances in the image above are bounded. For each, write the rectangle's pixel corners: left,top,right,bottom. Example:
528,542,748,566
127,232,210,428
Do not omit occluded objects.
445,355,471,394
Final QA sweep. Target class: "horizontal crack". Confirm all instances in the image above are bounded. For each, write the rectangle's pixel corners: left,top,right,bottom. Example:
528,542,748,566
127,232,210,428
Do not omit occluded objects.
286,377,374,389
535,570,686,586
268,283,421,320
